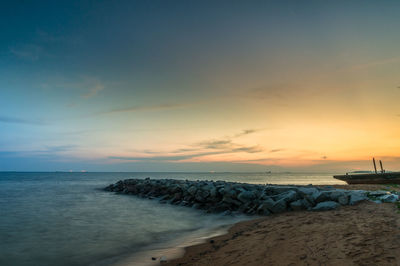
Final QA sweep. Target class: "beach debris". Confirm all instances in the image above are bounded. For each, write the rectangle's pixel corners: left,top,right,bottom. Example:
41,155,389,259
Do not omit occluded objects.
151,257,156,261
105,178,400,215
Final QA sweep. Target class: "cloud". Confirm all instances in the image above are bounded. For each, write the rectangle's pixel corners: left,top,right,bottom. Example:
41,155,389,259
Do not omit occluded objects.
113,130,264,163
43,145,77,153
270,149,284,153
349,56,400,71
0,115,47,125
234,129,259,137
81,82,105,98
197,139,233,149
109,151,222,162
232,145,263,153
9,44,43,61
100,103,188,115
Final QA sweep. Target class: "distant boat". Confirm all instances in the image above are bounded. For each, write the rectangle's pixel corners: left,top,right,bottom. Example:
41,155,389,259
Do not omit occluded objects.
333,158,400,184
265,171,272,174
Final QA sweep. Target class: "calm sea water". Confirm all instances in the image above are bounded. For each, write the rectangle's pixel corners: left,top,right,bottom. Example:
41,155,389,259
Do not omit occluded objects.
0,172,344,266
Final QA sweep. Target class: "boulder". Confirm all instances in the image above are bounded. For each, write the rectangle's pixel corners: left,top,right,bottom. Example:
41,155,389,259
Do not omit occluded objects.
269,198,287,213
368,191,390,197
349,192,367,205
296,187,319,197
312,201,340,211
314,191,333,203
222,195,242,207
290,199,307,211
187,186,197,196
337,195,349,205
257,198,275,214
379,194,399,203
237,190,256,203
275,190,298,203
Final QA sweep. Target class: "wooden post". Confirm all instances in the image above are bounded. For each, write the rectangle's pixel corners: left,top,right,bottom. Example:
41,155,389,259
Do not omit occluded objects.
379,160,384,174
373,158,377,174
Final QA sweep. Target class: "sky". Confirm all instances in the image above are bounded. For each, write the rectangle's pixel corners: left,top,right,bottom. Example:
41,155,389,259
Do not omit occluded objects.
1,0,400,172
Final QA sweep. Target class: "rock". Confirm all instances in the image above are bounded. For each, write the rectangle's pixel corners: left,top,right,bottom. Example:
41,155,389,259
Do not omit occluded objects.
151,257,156,261
222,210,232,216
222,195,242,207
187,186,197,196
290,199,306,211
337,195,349,205
368,190,390,197
379,194,399,203
209,186,217,198
312,201,340,211
270,198,287,213
257,198,275,215
160,256,167,263
237,190,256,203
314,191,332,203
296,187,319,197
349,192,367,205
275,190,298,203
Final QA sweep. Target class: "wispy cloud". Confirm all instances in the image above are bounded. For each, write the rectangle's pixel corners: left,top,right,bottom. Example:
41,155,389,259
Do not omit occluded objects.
349,56,400,71
110,151,222,162
270,149,284,153
9,44,43,61
234,129,261,137
197,139,233,149
112,129,264,162
100,103,188,115
0,115,47,125
40,76,105,103
81,82,105,98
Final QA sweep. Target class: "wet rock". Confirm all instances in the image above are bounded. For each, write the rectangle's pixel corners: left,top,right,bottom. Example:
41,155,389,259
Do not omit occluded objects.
368,190,390,197
379,194,399,203
349,192,368,205
296,187,319,197
270,198,287,213
187,186,197,196
337,195,349,205
290,199,307,211
237,190,256,203
257,198,274,215
312,201,340,211
275,190,298,203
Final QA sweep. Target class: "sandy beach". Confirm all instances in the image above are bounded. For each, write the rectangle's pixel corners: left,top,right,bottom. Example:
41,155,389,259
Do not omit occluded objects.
165,185,400,266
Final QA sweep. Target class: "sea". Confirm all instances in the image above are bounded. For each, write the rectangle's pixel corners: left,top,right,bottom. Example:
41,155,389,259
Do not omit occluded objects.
0,172,345,266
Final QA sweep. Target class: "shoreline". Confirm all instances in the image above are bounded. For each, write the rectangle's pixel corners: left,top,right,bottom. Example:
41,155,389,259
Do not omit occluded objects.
104,181,400,265
164,201,400,265
102,217,252,266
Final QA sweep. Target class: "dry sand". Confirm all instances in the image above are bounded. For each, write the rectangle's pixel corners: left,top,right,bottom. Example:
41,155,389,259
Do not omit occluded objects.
165,201,400,266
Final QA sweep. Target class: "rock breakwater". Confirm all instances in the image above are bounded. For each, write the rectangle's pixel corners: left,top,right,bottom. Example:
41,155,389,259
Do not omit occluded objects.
105,178,400,215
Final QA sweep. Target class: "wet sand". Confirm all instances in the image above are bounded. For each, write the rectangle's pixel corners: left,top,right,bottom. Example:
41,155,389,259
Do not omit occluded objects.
165,201,400,266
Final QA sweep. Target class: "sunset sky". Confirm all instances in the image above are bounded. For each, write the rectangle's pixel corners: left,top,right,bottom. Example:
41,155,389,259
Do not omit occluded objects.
1,1,400,172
